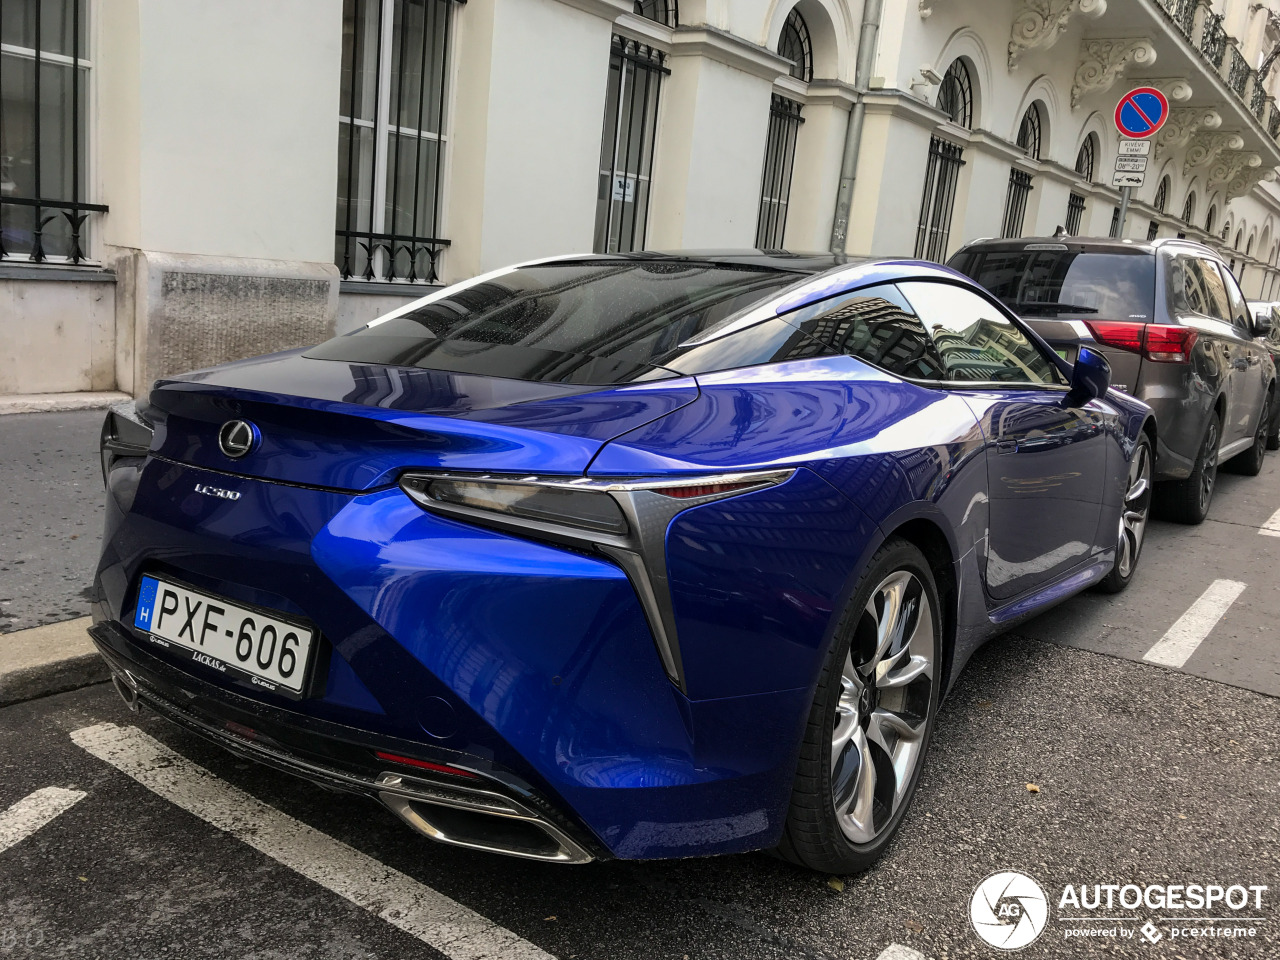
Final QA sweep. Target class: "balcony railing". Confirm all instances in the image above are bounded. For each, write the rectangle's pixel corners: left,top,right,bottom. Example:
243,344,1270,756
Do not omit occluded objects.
1270,103,1280,139
1227,46,1251,97
1158,0,1196,38
1201,14,1227,69
1252,82,1269,122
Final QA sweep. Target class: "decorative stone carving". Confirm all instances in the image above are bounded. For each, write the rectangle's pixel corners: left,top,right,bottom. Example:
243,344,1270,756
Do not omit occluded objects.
1208,150,1261,186
1183,131,1246,175
1154,107,1222,159
1071,38,1157,107
1008,0,1108,68
1144,77,1193,102
1226,164,1278,200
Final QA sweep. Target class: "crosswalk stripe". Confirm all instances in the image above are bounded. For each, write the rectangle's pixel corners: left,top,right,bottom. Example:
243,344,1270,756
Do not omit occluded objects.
71,722,555,960
1142,579,1247,669
1260,506,1280,537
876,944,927,960
0,787,87,854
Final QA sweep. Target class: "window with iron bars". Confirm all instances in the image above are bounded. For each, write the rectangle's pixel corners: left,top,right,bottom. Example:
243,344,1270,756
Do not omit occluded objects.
1065,193,1086,236
335,0,455,284
756,94,803,249
1110,206,1121,238
0,0,105,264
1001,169,1033,238
914,137,964,262
1147,220,1159,241
594,37,667,254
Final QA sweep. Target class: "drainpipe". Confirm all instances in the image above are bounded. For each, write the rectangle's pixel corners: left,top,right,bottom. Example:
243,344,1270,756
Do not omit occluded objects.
829,0,884,255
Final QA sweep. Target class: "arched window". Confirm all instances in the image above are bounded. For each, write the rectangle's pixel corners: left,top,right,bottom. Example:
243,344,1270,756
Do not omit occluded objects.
1247,235,1255,256
1153,176,1169,214
1016,104,1043,161
1206,205,1217,234
778,8,812,82
937,59,973,129
1181,192,1196,224
633,0,678,26
1222,222,1231,242
1074,135,1096,182
1235,228,1244,250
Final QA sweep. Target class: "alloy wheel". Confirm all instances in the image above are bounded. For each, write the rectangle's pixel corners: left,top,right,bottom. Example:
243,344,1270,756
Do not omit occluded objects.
1117,441,1152,578
1199,421,1219,512
831,571,934,845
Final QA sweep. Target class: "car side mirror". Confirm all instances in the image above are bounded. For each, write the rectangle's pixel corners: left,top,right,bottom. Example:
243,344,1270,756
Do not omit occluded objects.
1066,346,1111,407
1253,311,1273,337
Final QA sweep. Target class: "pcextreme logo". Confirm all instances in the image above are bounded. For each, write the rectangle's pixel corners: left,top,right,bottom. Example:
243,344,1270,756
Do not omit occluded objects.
970,871,1049,950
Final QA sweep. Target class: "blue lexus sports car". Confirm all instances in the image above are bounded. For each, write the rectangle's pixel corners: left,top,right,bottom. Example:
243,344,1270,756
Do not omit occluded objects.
92,252,1153,872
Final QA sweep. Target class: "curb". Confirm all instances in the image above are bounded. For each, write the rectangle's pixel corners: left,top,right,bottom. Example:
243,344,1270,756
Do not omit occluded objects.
0,617,110,706
0,391,131,416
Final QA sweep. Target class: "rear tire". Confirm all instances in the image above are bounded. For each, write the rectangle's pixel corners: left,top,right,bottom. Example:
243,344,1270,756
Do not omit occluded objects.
1097,434,1152,594
1154,413,1220,525
775,538,940,874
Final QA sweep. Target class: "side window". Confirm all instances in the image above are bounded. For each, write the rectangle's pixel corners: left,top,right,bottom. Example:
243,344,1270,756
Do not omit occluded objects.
1195,259,1233,323
1211,261,1252,335
896,281,1062,385
1169,256,1209,315
787,284,947,380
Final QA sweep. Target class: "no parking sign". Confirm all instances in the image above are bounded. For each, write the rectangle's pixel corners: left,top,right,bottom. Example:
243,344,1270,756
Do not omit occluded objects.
1110,87,1168,189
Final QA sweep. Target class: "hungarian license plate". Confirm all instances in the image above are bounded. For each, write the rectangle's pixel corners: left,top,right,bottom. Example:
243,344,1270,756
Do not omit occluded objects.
133,575,315,696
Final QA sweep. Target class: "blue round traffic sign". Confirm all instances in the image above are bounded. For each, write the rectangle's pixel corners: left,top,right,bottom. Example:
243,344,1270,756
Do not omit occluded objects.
1114,87,1169,139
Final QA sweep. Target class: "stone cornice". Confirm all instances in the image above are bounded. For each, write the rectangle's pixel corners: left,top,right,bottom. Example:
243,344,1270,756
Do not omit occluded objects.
1155,106,1223,159
1184,130,1247,174
669,25,792,81
611,11,674,49
1071,38,1157,107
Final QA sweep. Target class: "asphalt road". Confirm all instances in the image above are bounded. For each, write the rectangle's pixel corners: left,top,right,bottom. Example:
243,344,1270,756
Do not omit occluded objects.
2,410,1280,958
0,411,104,634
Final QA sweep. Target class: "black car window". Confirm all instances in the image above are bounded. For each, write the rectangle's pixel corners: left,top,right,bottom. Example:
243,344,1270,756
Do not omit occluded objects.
1194,259,1233,324
897,281,1062,385
958,248,1155,321
305,260,805,384
779,283,948,381
1212,261,1253,335
1168,255,1211,316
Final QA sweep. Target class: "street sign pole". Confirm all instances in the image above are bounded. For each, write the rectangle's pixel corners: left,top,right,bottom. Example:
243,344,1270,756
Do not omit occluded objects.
1116,186,1131,238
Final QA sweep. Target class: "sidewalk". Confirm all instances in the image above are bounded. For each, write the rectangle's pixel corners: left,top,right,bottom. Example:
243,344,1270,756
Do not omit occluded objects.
0,409,112,702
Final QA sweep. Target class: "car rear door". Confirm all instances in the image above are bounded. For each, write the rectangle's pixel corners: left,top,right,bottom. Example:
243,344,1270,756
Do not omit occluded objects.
1212,261,1269,442
1197,258,1257,445
896,280,1112,603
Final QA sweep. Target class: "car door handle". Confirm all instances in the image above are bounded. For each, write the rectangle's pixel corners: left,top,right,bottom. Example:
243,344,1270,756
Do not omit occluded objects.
1248,355,1260,366
1233,358,1249,371
996,439,1019,454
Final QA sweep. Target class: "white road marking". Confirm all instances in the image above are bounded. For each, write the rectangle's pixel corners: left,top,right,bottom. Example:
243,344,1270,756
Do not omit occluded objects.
1260,506,1280,537
71,723,555,960
1143,579,1247,669
0,787,87,854
876,945,927,960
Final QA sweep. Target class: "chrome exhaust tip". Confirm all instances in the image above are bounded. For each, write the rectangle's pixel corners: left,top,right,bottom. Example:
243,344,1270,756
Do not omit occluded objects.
111,670,141,712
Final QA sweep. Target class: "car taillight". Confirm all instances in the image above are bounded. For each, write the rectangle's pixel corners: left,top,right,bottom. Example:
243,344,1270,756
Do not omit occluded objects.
1084,321,1197,364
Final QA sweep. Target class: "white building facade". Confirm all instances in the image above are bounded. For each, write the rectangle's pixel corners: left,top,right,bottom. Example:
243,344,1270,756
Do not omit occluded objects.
5,0,1280,396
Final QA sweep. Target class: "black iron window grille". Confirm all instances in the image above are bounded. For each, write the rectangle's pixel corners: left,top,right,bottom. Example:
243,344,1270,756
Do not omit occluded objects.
1153,176,1169,213
336,0,455,284
914,136,964,261
778,8,812,82
1147,219,1159,241
1016,104,1041,160
1065,192,1086,236
937,59,973,129
633,0,677,27
1201,15,1226,70
1110,206,1121,238
1181,192,1196,224
1074,135,1096,182
756,94,804,249
0,0,104,264
594,36,667,254
1227,47,1250,98
1001,168,1033,239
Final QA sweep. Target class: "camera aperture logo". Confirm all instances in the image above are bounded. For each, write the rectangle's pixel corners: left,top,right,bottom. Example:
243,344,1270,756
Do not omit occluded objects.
971,871,1049,950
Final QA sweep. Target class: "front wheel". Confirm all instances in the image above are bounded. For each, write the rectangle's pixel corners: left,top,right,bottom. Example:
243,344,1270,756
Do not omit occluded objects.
1097,433,1152,594
1225,402,1269,477
775,539,940,874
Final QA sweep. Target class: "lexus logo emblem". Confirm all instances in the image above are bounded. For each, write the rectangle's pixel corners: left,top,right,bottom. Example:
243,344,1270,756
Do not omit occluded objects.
217,420,260,459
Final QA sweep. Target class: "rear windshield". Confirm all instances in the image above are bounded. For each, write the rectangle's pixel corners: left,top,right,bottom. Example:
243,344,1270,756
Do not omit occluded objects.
954,249,1156,321
306,261,804,384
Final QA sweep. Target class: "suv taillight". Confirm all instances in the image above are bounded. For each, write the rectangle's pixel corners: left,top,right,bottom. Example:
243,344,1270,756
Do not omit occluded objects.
1084,321,1198,364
